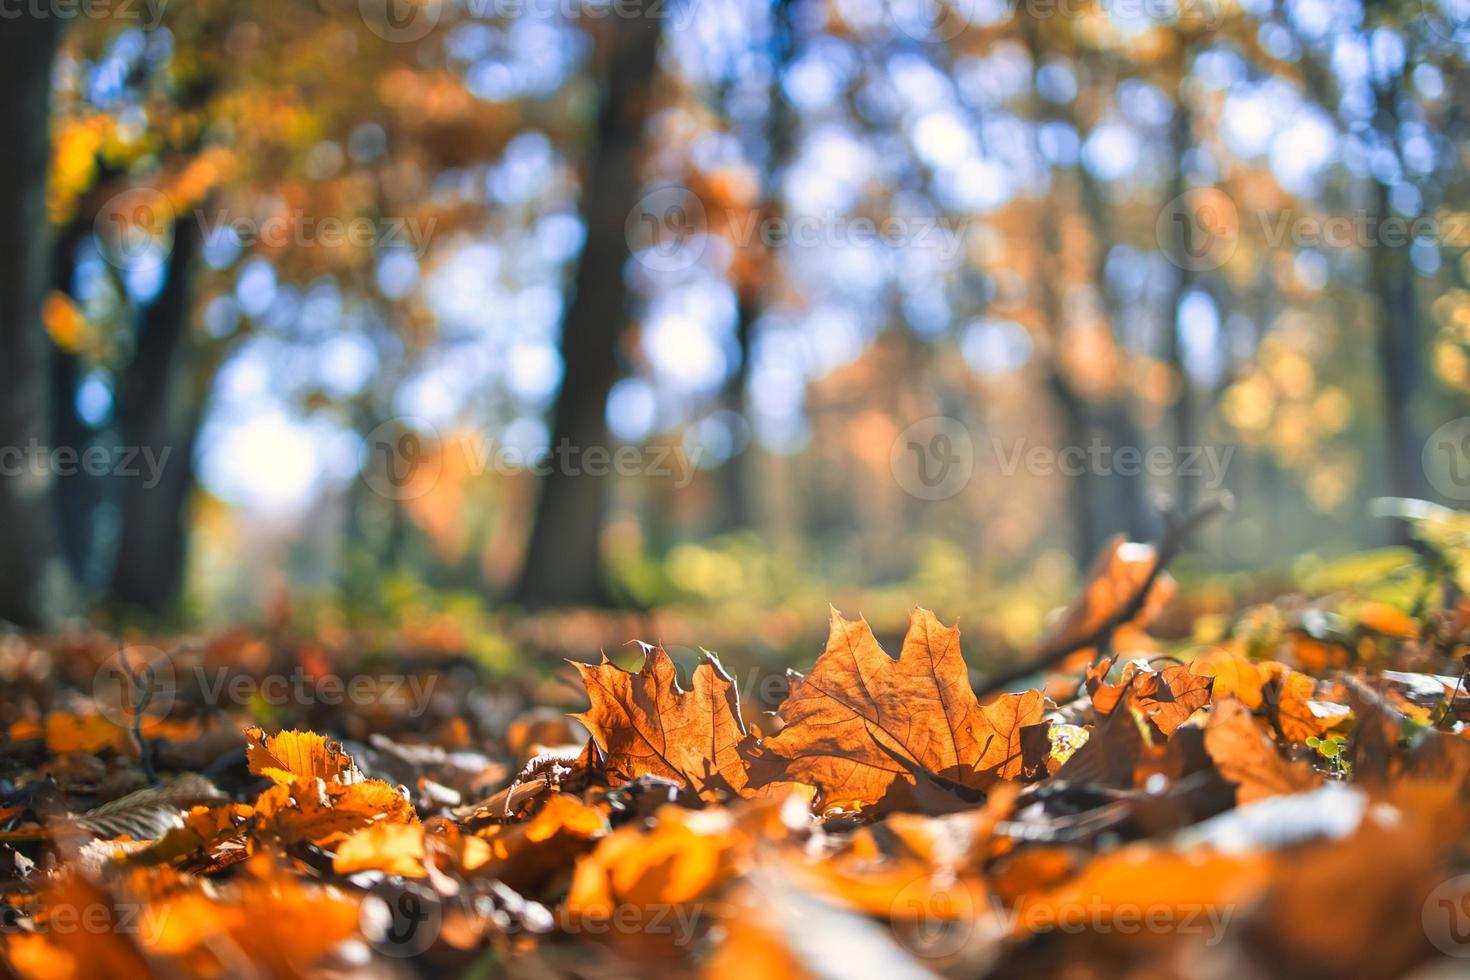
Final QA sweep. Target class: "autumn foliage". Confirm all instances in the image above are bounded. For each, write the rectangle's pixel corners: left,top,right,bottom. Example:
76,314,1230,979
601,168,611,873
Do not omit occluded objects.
2,527,1470,978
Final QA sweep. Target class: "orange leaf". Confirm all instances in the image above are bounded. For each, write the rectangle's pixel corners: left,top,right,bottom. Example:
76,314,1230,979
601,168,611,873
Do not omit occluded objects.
334,822,429,878
245,727,362,786
573,647,753,802
1204,698,1320,805
754,608,1043,808
1041,536,1176,661
1189,647,1265,709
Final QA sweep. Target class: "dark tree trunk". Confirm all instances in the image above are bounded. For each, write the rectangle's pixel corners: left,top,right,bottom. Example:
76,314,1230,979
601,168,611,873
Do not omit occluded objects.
107,217,204,615
714,0,797,534
1162,100,1201,514
0,15,63,627
716,290,758,532
50,220,114,589
1369,178,1425,503
513,14,663,608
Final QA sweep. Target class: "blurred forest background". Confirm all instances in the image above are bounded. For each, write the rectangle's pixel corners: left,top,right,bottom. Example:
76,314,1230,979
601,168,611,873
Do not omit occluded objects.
2,0,1469,665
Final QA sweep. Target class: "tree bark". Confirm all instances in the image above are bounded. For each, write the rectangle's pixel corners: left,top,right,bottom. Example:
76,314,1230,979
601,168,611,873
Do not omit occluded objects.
107,216,204,615
1368,177,1425,507
1162,97,1200,514
513,14,663,608
0,14,63,627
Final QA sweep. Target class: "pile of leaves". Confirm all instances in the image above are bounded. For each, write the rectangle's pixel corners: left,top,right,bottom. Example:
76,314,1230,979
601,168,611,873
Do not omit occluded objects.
3,505,1470,977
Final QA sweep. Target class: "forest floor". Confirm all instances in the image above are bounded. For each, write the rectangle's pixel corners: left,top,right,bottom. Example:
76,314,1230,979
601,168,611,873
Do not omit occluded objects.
1,503,1470,978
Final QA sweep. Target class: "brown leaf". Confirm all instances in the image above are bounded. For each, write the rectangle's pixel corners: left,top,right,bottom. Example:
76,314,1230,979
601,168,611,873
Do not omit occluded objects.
572,646,752,802
1091,661,1213,737
1260,666,1347,744
1204,698,1320,805
753,608,1043,808
1041,536,1176,662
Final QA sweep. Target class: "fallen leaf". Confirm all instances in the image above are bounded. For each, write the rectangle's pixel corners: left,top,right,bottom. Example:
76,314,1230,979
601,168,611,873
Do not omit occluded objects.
754,608,1043,808
572,646,752,802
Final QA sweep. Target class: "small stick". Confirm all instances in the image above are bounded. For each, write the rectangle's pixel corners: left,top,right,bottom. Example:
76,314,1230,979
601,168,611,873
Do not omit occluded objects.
119,642,158,785
974,494,1233,699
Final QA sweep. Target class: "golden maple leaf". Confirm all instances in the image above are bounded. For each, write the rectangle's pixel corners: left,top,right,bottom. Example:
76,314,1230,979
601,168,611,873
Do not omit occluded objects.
572,646,753,802
753,608,1043,808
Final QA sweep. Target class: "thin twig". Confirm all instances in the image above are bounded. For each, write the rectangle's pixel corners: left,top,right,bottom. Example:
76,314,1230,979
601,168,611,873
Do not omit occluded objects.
120,641,158,785
974,494,1233,699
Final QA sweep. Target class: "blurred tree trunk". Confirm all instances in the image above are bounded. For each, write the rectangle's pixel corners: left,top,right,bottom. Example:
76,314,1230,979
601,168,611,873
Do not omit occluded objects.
715,0,797,533
1162,96,1200,514
1366,74,1425,514
0,14,64,627
50,220,109,588
514,14,663,608
107,216,204,615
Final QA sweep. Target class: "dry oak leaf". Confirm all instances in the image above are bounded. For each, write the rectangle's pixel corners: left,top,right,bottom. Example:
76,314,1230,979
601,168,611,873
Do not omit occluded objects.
1203,697,1320,805
572,645,752,802
754,608,1044,808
